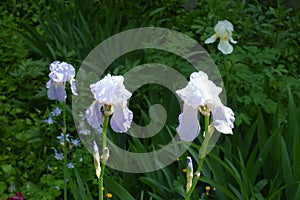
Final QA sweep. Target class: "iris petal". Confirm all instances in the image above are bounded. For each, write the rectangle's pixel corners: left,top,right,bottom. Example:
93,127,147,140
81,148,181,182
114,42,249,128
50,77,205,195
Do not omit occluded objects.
176,71,222,108
229,37,237,44
218,40,233,54
90,74,131,105
110,102,133,133
204,34,217,44
46,80,66,102
85,102,103,129
176,104,200,142
70,79,78,95
212,105,234,134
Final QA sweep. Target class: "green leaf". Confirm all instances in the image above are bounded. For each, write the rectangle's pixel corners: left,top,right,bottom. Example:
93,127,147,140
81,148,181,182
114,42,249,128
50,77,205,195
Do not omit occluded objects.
105,176,135,200
0,181,7,195
2,164,13,173
139,176,171,197
281,137,294,198
254,179,268,192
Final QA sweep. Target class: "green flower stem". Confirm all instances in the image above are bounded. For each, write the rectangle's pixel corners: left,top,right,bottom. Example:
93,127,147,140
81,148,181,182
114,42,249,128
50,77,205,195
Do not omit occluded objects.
62,102,67,200
224,58,231,96
185,115,210,200
99,113,110,200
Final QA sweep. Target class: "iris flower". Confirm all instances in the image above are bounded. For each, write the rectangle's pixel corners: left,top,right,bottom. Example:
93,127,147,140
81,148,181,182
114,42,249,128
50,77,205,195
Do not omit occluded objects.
46,61,78,102
205,20,237,54
85,74,133,133
176,71,234,142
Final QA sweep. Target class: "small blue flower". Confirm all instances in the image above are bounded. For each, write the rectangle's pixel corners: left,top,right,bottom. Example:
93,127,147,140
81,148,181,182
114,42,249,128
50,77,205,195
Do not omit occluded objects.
53,149,64,160
57,133,70,144
66,162,75,169
44,116,56,124
52,107,62,116
71,138,81,147
79,157,83,162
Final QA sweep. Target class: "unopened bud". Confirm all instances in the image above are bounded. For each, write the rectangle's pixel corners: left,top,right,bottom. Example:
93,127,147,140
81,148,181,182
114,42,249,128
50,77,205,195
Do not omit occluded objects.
186,157,193,192
101,147,110,162
92,141,101,178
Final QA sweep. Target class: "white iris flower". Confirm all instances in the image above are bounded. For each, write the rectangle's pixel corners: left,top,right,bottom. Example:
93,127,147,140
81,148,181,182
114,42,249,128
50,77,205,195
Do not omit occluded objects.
205,20,237,54
176,71,235,142
85,74,133,133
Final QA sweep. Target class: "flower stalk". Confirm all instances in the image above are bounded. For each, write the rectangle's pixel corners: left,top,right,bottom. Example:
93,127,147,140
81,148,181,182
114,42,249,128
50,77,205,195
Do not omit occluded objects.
185,115,211,200
99,105,111,200
62,102,67,200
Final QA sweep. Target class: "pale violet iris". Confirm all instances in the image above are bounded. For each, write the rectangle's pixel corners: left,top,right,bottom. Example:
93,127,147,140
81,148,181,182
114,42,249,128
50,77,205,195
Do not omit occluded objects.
176,71,235,142
85,74,133,133
205,20,237,54
46,61,78,102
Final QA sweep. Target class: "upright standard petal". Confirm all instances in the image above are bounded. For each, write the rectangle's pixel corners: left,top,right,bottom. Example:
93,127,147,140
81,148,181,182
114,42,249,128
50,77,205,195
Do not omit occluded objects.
214,20,234,39
176,72,222,108
49,61,76,83
176,103,200,142
212,105,234,134
90,74,131,105
110,102,133,133
85,101,103,129
49,61,60,73
190,71,222,101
